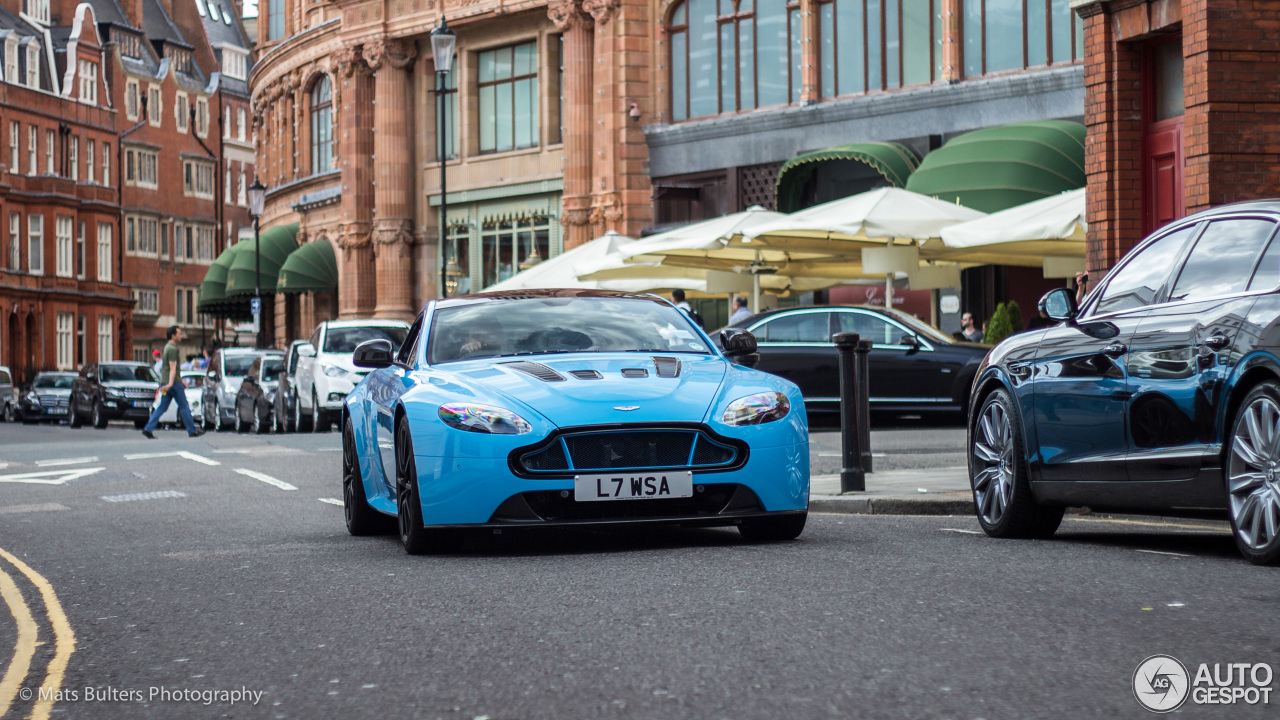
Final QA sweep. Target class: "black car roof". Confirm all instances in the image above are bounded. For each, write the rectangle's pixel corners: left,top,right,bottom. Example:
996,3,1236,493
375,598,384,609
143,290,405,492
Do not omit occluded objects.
434,288,668,310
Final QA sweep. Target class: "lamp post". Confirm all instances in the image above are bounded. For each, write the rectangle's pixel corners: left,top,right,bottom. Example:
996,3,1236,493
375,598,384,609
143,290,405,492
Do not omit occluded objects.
430,17,456,298
247,177,266,347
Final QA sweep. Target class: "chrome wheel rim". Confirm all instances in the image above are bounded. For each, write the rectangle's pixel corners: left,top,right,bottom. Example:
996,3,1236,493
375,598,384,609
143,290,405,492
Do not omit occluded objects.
1228,396,1280,552
395,421,413,542
294,395,302,431
342,423,356,528
973,401,1015,525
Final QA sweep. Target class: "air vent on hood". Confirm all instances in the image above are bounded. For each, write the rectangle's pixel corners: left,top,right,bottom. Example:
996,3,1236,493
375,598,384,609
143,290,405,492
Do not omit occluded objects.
500,361,566,382
621,368,648,378
652,357,681,378
569,370,602,380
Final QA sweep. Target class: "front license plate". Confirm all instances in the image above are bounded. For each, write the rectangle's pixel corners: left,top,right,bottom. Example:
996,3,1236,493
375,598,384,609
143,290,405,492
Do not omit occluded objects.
573,471,693,502
48,408,66,414
133,400,150,408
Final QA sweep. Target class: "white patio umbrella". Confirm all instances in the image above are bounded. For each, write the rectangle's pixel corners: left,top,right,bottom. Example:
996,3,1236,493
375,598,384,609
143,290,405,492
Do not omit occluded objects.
484,231,706,294
933,188,1085,272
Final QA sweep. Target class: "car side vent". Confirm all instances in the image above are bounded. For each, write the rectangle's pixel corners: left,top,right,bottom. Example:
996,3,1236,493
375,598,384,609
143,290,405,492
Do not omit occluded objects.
500,361,566,382
569,370,602,380
652,357,681,378
621,368,648,378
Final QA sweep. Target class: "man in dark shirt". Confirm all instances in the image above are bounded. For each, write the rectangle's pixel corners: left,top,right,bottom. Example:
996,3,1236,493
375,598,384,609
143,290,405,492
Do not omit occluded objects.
141,325,204,439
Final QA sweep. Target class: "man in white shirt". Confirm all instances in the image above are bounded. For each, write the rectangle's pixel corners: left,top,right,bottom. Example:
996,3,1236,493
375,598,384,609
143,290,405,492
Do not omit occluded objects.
728,295,752,325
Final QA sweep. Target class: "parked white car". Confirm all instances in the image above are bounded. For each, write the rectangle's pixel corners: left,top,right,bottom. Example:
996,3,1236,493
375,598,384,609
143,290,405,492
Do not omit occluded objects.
150,371,206,428
295,319,410,432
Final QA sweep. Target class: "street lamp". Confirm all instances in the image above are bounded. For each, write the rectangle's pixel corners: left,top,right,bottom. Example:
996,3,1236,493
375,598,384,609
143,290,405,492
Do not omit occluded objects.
247,177,266,347
430,17,456,298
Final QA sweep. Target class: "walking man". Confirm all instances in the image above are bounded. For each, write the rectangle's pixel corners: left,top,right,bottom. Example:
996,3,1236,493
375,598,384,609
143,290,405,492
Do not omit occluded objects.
141,325,205,439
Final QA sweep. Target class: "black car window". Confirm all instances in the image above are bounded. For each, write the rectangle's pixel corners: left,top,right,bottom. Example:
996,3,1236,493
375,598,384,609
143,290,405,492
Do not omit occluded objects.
33,375,75,389
260,357,284,381
324,326,409,354
836,312,899,345
1249,228,1280,291
1169,219,1276,302
100,365,156,382
396,315,423,366
223,354,258,376
1094,225,1197,315
758,312,831,342
287,345,302,374
309,327,322,350
0,370,10,384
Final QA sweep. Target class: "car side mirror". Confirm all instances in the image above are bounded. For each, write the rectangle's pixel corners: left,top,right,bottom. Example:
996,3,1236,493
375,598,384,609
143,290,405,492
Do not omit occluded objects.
353,339,395,369
719,328,760,368
298,344,316,358
1040,287,1078,323
900,334,920,352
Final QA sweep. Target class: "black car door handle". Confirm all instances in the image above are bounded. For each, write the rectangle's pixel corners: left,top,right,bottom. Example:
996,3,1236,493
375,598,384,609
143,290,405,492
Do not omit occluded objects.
1202,334,1229,351
1102,343,1127,358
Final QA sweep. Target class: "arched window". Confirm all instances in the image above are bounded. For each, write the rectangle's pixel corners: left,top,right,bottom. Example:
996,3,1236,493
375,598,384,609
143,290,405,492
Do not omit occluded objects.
818,0,943,97
310,75,332,175
963,0,1083,77
668,0,800,121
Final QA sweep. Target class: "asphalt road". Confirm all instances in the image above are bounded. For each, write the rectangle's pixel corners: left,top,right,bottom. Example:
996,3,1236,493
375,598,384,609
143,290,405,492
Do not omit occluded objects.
0,420,1273,719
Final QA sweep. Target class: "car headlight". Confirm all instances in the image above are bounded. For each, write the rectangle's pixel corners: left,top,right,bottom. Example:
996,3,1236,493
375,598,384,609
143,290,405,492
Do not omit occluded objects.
105,388,123,398
25,393,40,403
323,364,349,378
722,392,791,426
438,403,532,435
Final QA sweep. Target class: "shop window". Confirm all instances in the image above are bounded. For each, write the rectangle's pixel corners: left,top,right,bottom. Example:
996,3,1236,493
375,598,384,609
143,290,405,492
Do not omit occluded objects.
963,0,1084,77
480,215,551,288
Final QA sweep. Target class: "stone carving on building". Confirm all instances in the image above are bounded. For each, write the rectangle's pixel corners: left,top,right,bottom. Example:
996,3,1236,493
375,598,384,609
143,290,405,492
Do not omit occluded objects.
548,0,588,30
334,45,367,77
582,0,620,25
363,37,418,72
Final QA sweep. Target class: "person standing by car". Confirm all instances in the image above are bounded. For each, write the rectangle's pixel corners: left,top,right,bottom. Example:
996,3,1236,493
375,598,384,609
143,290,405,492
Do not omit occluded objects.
141,325,204,439
152,349,163,376
670,289,704,329
960,313,983,342
728,295,752,325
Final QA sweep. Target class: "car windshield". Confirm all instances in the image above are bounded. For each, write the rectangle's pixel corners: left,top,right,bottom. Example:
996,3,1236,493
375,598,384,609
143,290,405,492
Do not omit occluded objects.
428,297,710,364
223,354,258,376
183,374,205,388
100,365,157,382
324,326,409,354
260,357,284,381
33,375,75,389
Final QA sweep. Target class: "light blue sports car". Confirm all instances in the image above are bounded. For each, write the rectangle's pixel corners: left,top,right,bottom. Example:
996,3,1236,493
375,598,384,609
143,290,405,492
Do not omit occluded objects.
341,289,809,554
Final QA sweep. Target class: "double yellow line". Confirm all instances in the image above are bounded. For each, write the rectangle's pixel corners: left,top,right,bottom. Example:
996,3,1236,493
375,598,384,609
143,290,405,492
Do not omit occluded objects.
0,548,76,720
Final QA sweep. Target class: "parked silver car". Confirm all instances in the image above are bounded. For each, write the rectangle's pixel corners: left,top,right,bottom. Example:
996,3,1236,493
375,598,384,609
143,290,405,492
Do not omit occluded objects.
202,348,282,431
0,366,14,422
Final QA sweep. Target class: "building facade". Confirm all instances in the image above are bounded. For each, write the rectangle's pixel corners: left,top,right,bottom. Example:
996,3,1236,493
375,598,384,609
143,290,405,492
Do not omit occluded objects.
251,0,1088,339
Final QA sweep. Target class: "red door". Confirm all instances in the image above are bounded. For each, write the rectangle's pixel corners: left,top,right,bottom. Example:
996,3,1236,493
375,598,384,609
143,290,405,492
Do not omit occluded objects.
1144,118,1184,234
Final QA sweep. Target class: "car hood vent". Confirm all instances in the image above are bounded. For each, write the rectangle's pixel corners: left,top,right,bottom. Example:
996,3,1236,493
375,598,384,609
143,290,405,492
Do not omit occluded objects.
621,368,648,378
500,361,566,382
569,370,602,380
652,357,681,378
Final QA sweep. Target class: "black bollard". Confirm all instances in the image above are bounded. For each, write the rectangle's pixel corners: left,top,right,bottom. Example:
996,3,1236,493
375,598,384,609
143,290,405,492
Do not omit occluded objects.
856,339,873,473
833,332,864,492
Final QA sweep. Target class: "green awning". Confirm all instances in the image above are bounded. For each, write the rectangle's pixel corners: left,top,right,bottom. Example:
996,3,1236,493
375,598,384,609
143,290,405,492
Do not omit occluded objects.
224,223,300,296
277,237,338,294
197,244,251,318
775,142,920,213
904,120,1086,213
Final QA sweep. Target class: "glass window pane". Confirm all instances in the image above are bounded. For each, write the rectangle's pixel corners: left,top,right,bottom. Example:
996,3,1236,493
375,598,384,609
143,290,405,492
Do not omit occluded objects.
479,84,496,152
479,50,496,83
721,22,736,111
1027,0,1047,67
672,1,685,24
963,0,982,76
935,1,943,80
756,0,788,106
1249,230,1280,291
789,7,801,101
672,32,688,120
902,0,932,85
496,83,514,151
515,78,534,148
836,312,897,345
760,312,831,342
739,18,755,109
1095,226,1196,314
1154,41,1184,121
514,42,536,76
1170,220,1275,302
820,2,835,97
884,0,900,88
985,0,1024,72
688,0,718,117
482,232,498,288
495,46,513,80
1074,13,1084,58
836,0,865,95
1051,0,1072,63
867,0,882,88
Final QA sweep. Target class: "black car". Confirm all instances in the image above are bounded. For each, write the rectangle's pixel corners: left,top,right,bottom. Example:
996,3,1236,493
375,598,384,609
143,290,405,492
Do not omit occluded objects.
69,362,160,429
273,340,311,433
234,355,284,433
726,305,989,416
19,372,77,423
969,200,1280,564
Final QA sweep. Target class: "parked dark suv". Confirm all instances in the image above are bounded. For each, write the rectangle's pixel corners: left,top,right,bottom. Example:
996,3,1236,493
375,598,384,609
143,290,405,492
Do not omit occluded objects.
70,362,160,429
19,371,77,423
969,200,1280,564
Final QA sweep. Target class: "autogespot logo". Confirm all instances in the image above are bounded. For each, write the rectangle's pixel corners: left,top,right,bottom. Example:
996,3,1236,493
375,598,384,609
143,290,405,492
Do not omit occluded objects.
1133,655,1190,713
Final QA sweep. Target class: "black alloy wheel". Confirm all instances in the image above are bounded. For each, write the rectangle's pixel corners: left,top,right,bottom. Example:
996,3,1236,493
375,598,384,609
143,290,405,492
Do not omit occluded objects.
92,401,107,429
294,391,311,433
68,397,82,428
313,391,330,433
395,415,458,554
344,418,390,536
969,387,1063,539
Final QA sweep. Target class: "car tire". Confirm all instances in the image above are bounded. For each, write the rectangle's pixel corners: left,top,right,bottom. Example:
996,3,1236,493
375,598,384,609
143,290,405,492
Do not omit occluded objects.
203,398,215,431
969,387,1063,539
738,512,807,542
68,398,82,428
1225,382,1280,565
295,392,312,433
236,407,250,433
254,403,269,434
395,415,459,554
313,391,331,433
274,401,286,433
2,402,14,422
344,418,391,536
92,401,107,429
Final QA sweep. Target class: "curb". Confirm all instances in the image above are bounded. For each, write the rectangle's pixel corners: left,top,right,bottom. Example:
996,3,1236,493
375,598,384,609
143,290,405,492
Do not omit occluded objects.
810,494,974,516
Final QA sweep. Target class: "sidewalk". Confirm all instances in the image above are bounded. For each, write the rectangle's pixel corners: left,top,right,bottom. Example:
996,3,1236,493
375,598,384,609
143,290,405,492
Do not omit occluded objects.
808,465,975,516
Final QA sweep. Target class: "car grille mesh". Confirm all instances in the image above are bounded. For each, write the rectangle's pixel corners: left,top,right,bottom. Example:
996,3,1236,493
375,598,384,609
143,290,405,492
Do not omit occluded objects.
518,429,738,474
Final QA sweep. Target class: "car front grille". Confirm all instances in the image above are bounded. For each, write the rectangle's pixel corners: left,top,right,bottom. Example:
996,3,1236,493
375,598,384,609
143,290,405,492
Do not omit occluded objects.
118,388,156,399
513,426,744,476
40,397,69,407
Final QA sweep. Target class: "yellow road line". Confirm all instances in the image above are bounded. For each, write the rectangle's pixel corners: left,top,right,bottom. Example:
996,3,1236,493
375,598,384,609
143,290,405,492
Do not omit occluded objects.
0,548,75,720
0,564,37,719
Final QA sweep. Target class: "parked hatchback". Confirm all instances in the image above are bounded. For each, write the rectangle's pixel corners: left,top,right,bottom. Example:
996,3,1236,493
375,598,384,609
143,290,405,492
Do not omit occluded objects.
970,200,1280,564
727,305,988,417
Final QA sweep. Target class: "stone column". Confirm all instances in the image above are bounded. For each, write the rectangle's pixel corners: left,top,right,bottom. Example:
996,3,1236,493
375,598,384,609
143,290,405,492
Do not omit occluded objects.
941,0,962,83
551,0,595,249
364,37,417,320
335,45,378,318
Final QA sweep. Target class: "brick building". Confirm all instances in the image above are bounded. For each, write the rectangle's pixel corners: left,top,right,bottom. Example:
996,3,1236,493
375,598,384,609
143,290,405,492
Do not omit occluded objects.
1073,0,1280,278
0,1,131,384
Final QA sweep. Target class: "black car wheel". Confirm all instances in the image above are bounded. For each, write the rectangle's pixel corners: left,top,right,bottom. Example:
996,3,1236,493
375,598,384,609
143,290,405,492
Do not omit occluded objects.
344,418,390,536
274,398,287,433
1226,382,1280,565
294,392,312,433
92,401,107,429
313,391,331,433
68,397,83,428
2,402,14,422
969,387,1063,539
395,415,458,554
738,513,807,542
253,402,269,434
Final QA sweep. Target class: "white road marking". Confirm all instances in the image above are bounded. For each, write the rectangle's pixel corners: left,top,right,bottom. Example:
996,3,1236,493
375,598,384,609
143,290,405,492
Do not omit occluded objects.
0,468,105,485
101,490,189,503
0,503,70,515
1135,549,1191,558
124,451,220,466
233,468,297,491
940,528,983,535
317,498,343,506
210,449,252,454
34,457,98,467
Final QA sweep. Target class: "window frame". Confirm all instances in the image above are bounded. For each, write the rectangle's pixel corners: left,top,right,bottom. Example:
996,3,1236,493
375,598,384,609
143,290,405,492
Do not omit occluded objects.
96,222,112,281
27,212,43,275
309,75,333,174
54,214,72,277
78,58,97,104
477,41,540,155
961,0,1085,79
